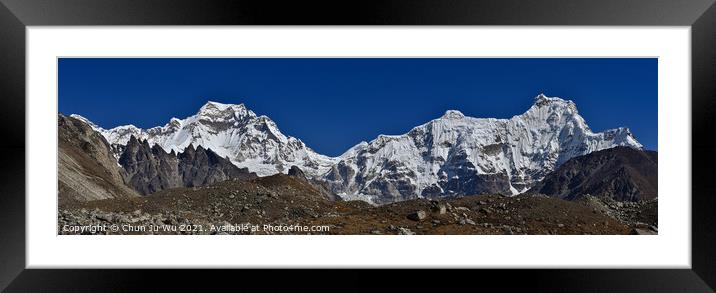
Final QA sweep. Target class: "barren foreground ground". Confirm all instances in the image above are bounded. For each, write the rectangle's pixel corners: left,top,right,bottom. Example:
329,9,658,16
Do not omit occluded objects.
58,174,657,235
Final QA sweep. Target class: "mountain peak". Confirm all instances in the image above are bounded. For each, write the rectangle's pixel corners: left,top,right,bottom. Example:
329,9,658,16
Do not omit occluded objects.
197,100,255,120
167,117,182,128
200,100,246,111
533,93,565,105
441,110,465,119
204,100,237,107
530,94,578,114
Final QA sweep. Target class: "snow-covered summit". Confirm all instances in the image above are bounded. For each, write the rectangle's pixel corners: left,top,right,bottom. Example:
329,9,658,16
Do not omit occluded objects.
441,110,465,119
197,101,256,121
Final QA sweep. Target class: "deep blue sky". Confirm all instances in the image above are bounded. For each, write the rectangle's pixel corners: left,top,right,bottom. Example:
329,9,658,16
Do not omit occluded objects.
59,58,657,155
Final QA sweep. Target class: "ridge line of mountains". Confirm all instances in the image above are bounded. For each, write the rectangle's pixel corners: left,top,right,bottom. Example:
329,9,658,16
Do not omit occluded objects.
60,94,656,205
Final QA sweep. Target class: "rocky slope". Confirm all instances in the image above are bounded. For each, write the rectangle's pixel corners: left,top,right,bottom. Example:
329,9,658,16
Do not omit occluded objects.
58,114,138,203
529,146,658,201
323,94,643,204
72,101,337,177
58,174,636,235
119,135,257,195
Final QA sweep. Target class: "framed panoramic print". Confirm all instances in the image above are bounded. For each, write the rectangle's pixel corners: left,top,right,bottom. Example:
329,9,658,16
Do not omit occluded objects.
1,0,716,292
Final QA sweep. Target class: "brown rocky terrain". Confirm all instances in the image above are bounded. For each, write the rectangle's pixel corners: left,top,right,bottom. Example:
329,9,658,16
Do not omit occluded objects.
58,173,653,235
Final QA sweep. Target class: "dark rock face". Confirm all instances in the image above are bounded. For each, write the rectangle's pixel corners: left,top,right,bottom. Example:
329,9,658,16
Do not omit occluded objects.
178,145,257,187
119,136,180,195
529,147,657,201
58,114,138,203
364,177,419,204
287,165,307,179
323,161,357,190
435,159,512,197
287,165,338,201
119,136,257,195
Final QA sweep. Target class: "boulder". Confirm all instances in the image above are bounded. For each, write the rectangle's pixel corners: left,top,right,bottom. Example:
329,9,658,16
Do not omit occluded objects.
398,227,416,235
430,201,447,214
631,228,657,235
407,210,427,221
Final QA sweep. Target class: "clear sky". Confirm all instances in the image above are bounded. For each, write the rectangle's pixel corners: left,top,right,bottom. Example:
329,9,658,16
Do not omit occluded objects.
59,58,657,156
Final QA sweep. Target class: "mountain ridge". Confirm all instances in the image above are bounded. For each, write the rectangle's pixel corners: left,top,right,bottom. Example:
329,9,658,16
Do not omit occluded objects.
72,100,337,178
323,94,643,203
528,146,658,201
70,94,644,203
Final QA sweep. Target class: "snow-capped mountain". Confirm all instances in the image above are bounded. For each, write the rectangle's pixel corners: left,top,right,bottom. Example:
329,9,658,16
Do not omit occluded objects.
72,101,337,177
70,94,643,204
321,94,643,204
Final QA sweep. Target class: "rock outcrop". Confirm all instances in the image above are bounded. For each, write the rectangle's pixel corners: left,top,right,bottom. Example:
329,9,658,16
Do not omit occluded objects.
119,136,257,195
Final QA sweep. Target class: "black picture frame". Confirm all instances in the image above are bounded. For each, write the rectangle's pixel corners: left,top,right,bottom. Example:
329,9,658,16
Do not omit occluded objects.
1,0,715,291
